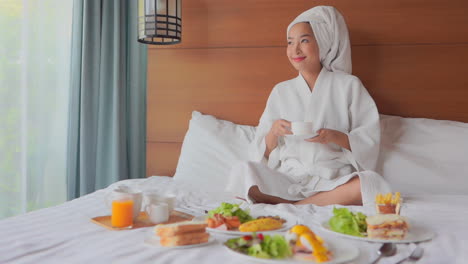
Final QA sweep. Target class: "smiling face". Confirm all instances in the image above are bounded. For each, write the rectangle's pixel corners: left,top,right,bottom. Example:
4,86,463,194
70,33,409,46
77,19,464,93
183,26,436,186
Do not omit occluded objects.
286,22,322,75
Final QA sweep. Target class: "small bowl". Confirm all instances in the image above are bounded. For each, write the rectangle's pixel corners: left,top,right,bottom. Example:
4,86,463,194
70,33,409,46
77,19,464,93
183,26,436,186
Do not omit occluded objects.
375,202,401,215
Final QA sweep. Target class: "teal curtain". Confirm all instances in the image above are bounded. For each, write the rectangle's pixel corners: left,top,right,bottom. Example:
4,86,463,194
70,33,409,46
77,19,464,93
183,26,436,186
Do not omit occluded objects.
67,0,147,199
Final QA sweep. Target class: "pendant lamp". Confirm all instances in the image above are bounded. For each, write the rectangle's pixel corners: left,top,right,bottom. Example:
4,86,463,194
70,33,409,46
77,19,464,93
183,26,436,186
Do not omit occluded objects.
138,0,182,45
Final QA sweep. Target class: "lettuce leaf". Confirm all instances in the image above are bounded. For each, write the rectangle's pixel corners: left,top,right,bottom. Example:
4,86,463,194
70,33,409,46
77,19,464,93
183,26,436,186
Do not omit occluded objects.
207,202,253,223
248,234,292,259
264,234,292,259
225,234,292,259
328,207,367,237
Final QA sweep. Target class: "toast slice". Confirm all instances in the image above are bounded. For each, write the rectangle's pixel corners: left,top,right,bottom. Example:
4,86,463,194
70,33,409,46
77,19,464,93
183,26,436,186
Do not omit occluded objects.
155,221,207,236
160,231,210,247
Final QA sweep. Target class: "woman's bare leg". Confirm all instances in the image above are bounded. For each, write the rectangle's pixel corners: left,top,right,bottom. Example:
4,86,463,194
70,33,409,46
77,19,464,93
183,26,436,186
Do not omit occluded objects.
295,176,362,206
248,186,297,204
248,177,362,206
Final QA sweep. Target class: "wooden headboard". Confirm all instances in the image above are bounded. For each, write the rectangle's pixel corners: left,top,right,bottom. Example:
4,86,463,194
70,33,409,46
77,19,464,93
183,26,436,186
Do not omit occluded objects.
146,0,468,177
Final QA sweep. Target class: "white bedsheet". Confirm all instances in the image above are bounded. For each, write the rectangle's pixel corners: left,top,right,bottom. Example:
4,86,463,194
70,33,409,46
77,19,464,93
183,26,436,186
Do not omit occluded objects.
1,176,467,264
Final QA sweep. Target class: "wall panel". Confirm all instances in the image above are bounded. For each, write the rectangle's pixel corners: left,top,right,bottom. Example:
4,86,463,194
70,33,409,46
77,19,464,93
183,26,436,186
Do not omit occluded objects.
150,0,468,49
147,44,468,143
146,1,468,176
147,142,181,177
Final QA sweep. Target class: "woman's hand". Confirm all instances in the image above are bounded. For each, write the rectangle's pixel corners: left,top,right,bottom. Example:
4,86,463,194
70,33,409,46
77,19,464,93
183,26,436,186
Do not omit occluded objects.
269,119,292,137
305,128,351,151
264,119,292,158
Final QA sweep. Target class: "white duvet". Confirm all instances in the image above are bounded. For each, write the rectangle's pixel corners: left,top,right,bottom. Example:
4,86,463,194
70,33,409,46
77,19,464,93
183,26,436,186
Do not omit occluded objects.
1,176,467,264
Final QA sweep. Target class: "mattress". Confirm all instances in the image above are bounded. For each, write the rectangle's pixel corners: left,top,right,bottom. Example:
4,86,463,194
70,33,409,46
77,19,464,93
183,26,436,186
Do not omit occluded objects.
1,176,467,264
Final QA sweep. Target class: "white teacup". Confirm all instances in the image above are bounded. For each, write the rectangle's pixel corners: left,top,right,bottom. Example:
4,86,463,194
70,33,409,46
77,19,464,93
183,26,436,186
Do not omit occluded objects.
145,202,169,224
105,187,142,220
143,191,176,212
291,121,314,135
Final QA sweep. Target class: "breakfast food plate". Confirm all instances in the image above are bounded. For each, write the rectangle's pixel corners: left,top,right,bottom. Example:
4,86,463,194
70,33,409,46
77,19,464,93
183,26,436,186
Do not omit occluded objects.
320,221,435,243
144,229,216,249
204,210,297,236
224,235,359,264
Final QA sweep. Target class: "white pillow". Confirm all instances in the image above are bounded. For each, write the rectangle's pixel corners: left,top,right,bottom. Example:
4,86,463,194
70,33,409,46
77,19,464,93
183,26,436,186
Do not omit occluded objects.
376,115,468,195
174,111,468,195
173,111,256,191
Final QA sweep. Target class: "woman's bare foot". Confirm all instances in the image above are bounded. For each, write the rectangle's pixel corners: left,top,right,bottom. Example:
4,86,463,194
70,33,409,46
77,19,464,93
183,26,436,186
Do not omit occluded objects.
248,186,296,204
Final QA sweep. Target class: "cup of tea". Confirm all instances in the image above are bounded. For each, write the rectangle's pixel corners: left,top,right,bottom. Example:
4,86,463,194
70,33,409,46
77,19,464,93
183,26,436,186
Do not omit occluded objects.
291,122,314,135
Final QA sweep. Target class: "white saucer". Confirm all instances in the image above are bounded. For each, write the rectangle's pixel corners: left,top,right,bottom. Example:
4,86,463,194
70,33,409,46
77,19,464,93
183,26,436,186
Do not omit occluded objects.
286,133,318,140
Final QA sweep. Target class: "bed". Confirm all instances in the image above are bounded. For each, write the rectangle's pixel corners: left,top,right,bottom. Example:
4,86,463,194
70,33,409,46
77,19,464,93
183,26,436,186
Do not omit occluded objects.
2,0,468,263
1,112,467,264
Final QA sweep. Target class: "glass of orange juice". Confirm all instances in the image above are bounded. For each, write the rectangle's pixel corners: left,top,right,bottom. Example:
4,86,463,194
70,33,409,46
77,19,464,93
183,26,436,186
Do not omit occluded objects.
111,193,134,229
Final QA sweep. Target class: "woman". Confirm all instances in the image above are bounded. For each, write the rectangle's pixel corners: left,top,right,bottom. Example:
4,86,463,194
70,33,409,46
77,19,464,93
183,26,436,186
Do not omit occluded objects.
226,6,390,206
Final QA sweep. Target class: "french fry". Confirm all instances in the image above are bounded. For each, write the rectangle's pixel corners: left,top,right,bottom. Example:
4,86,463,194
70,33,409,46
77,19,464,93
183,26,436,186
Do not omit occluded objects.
395,192,401,201
376,192,402,205
384,193,392,204
375,194,382,204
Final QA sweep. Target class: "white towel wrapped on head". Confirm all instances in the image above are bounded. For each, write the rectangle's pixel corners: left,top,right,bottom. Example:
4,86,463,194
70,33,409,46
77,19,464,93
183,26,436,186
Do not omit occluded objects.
287,6,352,74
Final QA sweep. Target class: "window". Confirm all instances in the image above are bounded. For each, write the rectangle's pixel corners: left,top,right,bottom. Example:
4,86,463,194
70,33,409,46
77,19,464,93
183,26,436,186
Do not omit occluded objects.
0,0,73,219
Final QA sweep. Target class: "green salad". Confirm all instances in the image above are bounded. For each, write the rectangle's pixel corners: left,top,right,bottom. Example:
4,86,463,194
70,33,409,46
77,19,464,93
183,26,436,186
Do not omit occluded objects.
225,233,292,259
328,207,367,237
207,202,253,223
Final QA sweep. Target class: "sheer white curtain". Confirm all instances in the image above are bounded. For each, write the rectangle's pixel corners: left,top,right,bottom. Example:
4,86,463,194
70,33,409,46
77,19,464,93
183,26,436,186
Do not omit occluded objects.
0,0,73,219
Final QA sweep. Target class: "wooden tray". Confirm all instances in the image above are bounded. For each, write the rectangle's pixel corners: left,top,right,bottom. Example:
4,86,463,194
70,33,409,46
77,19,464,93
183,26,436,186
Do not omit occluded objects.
91,210,194,231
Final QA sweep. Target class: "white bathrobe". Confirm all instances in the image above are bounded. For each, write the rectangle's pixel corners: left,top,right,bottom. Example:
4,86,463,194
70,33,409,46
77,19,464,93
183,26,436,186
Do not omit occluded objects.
226,6,390,205
226,68,390,205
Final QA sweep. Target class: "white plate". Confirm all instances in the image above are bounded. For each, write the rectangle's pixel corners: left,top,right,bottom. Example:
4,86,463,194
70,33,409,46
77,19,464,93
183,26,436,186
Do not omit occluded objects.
205,212,297,236
224,236,359,264
285,133,318,140
144,230,216,249
320,221,435,243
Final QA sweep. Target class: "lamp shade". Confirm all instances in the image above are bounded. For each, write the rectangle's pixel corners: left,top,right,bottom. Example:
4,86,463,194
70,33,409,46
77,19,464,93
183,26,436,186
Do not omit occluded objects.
138,0,182,45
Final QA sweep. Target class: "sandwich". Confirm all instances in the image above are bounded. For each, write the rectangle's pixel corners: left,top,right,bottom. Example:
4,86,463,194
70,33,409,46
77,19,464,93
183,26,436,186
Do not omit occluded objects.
154,220,209,247
366,214,409,240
